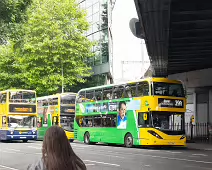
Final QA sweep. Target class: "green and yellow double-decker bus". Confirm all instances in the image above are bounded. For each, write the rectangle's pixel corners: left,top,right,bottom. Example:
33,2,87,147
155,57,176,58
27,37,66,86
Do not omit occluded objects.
0,89,37,142
37,93,76,142
74,77,187,147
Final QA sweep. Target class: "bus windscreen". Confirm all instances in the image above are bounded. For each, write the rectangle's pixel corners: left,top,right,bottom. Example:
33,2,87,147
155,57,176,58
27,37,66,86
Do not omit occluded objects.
9,91,36,103
153,82,185,97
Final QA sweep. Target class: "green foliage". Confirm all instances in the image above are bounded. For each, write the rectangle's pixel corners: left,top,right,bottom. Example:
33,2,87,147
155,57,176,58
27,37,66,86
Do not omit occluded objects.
0,43,26,89
20,0,94,95
0,0,31,44
0,0,94,96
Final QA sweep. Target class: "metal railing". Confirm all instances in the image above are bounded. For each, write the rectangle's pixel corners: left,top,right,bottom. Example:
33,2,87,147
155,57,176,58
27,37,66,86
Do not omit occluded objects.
185,123,212,143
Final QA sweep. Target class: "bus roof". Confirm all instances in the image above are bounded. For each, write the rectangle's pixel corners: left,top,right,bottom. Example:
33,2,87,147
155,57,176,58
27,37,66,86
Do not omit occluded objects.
59,92,76,95
78,77,183,92
37,95,58,100
0,89,36,93
37,92,76,101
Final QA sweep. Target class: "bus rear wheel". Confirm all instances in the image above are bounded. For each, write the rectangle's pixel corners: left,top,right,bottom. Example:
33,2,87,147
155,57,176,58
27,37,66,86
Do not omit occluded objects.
84,132,90,144
124,133,133,148
23,140,28,143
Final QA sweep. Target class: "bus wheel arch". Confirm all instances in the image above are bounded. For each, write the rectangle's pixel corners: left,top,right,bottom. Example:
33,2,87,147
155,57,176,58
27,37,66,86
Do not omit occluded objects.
124,133,133,148
84,131,90,144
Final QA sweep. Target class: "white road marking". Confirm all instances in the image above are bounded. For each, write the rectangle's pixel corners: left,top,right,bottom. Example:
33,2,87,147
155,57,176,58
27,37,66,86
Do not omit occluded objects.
5,149,20,152
84,160,120,167
166,151,182,154
0,165,19,170
85,164,95,166
1,151,16,154
94,150,212,164
75,149,125,159
92,152,124,159
144,165,151,167
189,156,199,158
29,143,42,146
185,165,212,170
192,154,208,157
150,155,212,164
27,146,41,150
73,145,90,148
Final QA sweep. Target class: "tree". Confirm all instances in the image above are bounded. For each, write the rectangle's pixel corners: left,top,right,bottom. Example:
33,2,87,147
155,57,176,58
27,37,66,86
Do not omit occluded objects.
0,0,32,90
0,42,26,90
0,0,32,44
18,0,94,96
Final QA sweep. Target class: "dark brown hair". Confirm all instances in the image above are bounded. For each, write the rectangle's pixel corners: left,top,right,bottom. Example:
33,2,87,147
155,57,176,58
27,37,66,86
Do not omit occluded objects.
42,126,86,170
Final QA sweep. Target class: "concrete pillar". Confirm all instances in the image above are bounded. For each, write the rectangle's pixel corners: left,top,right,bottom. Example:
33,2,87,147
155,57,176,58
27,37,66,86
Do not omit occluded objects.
209,89,212,124
193,92,197,124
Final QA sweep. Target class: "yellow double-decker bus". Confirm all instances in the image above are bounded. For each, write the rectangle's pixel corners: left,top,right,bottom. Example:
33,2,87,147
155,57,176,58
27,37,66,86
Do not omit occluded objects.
37,93,76,142
74,77,187,147
0,89,37,142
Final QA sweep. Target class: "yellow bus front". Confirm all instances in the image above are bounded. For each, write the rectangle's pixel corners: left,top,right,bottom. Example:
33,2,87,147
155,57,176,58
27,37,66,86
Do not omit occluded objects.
138,78,187,147
0,89,38,142
59,93,76,142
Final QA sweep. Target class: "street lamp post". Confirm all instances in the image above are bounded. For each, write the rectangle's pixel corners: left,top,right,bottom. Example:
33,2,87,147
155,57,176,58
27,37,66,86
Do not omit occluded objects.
61,61,64,93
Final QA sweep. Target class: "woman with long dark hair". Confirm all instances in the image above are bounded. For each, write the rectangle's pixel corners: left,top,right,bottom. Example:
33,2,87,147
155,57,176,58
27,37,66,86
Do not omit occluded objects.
27,126,86,170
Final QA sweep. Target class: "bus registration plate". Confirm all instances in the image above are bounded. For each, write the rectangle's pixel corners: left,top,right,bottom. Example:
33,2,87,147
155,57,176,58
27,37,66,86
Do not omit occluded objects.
168,142,175,145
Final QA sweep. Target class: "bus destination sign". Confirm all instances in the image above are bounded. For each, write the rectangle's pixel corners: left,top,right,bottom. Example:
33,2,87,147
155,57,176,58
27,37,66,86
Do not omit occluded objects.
9,104,36,113
158,98,184,108
60,106,75,114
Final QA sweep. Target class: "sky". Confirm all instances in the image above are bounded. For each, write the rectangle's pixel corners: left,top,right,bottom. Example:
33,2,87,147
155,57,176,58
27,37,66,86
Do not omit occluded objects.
111,0,150,83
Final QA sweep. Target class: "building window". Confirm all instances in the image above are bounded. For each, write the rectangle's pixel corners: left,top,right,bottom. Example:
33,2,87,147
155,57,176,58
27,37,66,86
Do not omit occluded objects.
82,0,110,68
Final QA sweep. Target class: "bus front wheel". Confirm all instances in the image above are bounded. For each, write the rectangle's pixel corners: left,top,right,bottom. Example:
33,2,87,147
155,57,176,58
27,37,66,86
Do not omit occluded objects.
23,140,28,143
84,132,90,144
124,133,133,148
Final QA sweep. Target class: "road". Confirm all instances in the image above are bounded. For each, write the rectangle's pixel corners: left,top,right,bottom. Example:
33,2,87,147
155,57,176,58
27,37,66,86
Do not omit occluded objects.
0,141,212,170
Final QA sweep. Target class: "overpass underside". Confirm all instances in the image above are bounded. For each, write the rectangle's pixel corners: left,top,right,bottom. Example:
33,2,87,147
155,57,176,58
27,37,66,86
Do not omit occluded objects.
134,0,212,77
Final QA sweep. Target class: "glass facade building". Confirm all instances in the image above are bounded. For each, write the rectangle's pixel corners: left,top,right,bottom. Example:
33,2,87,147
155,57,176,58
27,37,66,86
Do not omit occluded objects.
78,0,113,85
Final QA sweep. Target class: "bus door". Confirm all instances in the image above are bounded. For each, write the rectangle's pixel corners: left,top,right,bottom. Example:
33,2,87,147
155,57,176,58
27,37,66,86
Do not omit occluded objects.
0,116,7,140
52,116,59,126
138,112,151,138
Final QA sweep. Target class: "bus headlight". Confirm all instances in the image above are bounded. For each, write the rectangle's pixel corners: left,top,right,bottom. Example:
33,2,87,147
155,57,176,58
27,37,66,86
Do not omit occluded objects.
10,131,14,134
148,130,163,139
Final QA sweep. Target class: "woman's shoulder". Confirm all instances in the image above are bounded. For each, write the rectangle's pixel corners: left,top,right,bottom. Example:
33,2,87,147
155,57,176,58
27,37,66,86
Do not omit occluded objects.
27,158,46,170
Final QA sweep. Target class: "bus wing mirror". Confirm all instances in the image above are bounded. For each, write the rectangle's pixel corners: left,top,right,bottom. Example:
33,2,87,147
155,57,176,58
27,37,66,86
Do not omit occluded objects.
143,113,147,120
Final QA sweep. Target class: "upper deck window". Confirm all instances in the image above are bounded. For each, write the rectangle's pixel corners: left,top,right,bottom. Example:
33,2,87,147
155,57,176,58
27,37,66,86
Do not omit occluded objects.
137,81,149,96
85,90,94,102
94,89,103,101
125,84,136,98
112,86,125,99
0,93,7,103
153,82,185,97
61,95,75,104
77,91,85,103
9,91,36,103
103,87,113,100
49,97,58,106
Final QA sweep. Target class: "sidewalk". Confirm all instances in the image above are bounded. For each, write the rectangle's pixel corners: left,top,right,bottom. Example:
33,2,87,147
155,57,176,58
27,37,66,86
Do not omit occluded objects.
186,142,212,151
